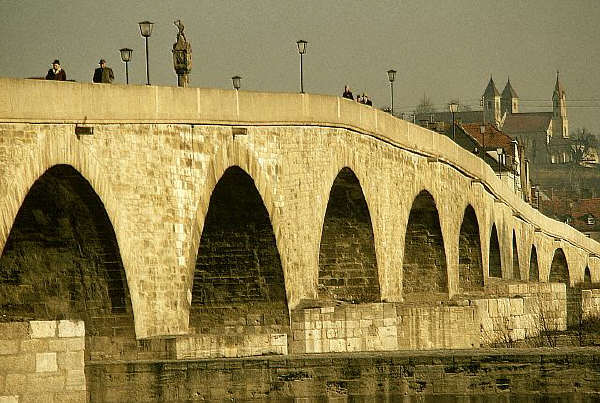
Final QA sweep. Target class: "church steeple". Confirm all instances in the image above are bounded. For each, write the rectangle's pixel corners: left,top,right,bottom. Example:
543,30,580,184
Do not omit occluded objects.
501,76,519,115
482,75,501,126
552,71,568,138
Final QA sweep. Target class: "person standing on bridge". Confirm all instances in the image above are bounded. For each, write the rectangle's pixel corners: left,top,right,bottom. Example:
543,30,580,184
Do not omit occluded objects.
45,60,66,81
342,85,354,100
93,59,114,83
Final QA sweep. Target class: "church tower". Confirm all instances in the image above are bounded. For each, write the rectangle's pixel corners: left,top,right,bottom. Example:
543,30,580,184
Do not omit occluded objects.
552,71,569,138
501,77,519,115
482,76,501,126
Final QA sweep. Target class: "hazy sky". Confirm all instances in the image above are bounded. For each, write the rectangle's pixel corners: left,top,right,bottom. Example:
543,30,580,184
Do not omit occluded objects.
1,0,599,132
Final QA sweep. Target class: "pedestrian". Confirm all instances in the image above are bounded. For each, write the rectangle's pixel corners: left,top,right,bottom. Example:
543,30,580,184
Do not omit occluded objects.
356,93,363,104
365,94,373,106
93,59,114,83
45,60,67,81
342,85,354,100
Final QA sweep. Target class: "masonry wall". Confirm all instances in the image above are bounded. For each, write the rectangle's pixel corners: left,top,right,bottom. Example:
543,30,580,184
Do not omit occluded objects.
0,320,85,403
581,288,600,320
0,78,598,340
86,349,600,402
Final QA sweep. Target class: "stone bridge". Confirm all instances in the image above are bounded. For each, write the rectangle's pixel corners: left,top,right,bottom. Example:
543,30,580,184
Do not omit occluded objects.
0,78,599,355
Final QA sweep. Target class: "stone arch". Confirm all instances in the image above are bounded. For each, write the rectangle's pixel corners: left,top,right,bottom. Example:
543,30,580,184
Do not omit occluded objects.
403,189,448,300
190,166,289,335
549,248,569,283
0,164,134,337
489,224,502,278
550,247,579,327
584,266,592,288
529,245,539,281
318,167,380,303
458,204,483,293
512,230,520,280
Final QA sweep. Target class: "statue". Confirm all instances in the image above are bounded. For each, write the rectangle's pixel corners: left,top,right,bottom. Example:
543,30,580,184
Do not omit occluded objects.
174,19,187,43
172,19,192,87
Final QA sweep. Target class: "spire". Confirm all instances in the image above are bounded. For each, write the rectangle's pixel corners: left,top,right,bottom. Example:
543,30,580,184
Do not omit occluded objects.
554,70,565,98
502,76,518,99
483,75,500,98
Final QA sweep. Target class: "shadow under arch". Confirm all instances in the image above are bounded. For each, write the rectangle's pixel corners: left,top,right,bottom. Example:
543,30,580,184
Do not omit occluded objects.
318,167,380,303
529,245,539,281
489,224,502,278
512,230,520,280
190,166,289,335
458,204,483,293
403,189,448,301
584,266,592,288
0,164,134,336
550,247,579,327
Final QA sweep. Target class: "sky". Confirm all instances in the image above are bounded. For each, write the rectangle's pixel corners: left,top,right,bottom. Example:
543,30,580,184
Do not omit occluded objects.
1,0,599,133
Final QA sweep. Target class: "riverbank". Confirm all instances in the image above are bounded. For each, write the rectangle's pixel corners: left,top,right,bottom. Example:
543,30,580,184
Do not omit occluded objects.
86,347,600,402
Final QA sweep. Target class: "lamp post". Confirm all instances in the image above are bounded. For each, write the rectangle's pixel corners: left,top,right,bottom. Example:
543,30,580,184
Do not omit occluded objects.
138,21,154,85
449,102,458,140
119,48,133,84
232,75,241,90
387,69,396,115
296,40,307,93
496,147,504,178
479,124,486,158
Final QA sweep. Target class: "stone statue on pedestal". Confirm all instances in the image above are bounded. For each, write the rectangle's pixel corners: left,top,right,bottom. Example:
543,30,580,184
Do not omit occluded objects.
172,19,192,87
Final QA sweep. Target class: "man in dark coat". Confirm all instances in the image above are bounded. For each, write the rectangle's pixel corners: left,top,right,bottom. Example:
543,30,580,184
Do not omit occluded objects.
45,60,67,81
93,59,115,83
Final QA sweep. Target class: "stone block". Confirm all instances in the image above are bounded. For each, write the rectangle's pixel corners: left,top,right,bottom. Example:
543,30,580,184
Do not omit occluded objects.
58,321,84,338
488,299,498,317
64,370,86,391
0,397,18,403
65,338,84,352
49,339,68,352
36,352,58,372
346,338,361,352
4,373,27,394
0,354,35,373
54,391,87,403
320,307,334,314
57,351,84,371
0,341,19,355
30,321,56,339
20,339,47,353
329,339,345,352
27,374,65,392
0,323,29,340
510,298,524,316
270,334,287,347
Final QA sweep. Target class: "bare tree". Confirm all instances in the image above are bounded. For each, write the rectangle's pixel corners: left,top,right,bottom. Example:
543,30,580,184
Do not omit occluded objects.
414,93,436,115
570,128,597,164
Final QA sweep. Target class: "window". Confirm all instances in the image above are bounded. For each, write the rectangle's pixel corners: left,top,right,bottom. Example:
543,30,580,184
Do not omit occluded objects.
588,216,595,225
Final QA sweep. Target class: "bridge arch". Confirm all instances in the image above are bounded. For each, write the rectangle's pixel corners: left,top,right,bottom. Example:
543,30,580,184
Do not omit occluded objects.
457,204,483,293
190,165,289,335
402,189,448,300
488,224,502,278
0,164,134,338
529,245,539,281
512,230,521,280
317,166,380,303
549,247,569,283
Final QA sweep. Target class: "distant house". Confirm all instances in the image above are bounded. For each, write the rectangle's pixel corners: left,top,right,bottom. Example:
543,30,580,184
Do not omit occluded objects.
414,73,573,170
449,122,529,199
540,197,600,241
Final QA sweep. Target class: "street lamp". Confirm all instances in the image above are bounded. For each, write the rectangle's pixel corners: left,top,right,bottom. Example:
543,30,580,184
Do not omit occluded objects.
119,48,133,84
449,102,459,140
387,69,396,115
480,124,486,158
232,75,241,90
496,147,504,178
296,40,307,93
138,21,154,85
